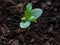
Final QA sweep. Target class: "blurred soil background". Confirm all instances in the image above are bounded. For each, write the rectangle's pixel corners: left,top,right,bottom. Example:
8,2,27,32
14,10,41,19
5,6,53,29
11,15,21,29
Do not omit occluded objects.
0,0,60,45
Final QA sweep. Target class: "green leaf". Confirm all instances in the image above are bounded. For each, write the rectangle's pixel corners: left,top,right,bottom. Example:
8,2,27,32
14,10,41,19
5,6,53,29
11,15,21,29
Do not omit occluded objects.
32,8,43,18
26,3,32,12
21,17,26,21
29,16,37,22
25,10,32,20
20,21,31,28
20,3,32,28
24,3,32,20
25,3,32,20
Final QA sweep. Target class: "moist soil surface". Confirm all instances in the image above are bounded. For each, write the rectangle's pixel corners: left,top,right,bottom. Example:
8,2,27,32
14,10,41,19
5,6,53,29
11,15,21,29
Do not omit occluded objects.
0,0,60,45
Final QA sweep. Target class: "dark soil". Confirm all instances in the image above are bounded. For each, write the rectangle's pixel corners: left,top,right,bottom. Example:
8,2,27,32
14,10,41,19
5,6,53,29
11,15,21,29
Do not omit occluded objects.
0,0,60,45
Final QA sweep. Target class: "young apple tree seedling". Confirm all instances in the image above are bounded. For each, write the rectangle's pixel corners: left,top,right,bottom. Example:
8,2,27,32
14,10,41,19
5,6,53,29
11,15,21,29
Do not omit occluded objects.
20,3,43,28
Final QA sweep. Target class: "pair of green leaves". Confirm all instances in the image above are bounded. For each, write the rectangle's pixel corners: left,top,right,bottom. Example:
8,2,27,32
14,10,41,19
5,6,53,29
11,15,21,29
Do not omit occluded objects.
20,3,43,28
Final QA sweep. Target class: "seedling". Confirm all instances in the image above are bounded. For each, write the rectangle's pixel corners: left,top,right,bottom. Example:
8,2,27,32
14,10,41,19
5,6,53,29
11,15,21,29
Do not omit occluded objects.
20,3,43,28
